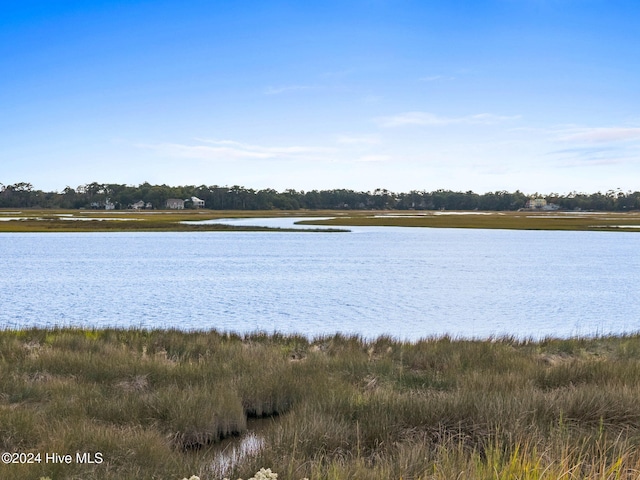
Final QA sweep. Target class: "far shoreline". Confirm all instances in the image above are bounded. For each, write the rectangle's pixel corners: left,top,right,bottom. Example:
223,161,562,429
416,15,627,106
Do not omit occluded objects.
2,208,640,232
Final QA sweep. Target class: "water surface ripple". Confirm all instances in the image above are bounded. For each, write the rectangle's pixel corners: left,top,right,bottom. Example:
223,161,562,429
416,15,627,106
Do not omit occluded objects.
2,227,638,340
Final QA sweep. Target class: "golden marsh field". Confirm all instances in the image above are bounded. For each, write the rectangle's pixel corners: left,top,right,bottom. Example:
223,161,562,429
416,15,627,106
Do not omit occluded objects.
2,209,640,232
299,210,640,231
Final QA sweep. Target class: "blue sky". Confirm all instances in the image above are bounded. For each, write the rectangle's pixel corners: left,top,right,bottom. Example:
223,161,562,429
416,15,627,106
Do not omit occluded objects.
2,0,639,194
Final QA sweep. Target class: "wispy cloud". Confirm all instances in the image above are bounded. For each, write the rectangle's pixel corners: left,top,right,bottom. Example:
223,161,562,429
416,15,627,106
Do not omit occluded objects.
420,75,443,82
546,125,640,167
375,111,520,128
137,139,334,161
467,113,522,124
336,134,381,145
556,127,640,144
550,146,626,167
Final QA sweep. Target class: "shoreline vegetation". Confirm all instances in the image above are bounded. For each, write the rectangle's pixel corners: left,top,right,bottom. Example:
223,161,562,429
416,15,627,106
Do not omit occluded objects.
2,182,640,212
3,328,640,479
2,209,640,232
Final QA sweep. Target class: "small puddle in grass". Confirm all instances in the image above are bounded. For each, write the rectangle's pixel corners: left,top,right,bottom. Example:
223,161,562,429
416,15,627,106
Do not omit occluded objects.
210,419,271,477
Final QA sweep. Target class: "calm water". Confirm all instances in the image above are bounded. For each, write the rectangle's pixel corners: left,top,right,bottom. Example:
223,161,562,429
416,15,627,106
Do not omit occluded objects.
2,225,639,340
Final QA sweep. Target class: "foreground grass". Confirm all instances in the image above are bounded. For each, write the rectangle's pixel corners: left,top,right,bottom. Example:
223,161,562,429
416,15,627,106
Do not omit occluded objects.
3,330,640,479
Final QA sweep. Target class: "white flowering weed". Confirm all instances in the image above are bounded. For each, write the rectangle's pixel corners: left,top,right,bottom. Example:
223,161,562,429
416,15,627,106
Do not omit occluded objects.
221,468,309,480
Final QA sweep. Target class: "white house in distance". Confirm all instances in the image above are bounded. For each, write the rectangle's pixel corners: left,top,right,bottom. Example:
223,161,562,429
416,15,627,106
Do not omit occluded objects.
525,197,560,211
166,198,185,209
166,197,205,209
191,196,205,208
525,198,548,209
130,200,152,210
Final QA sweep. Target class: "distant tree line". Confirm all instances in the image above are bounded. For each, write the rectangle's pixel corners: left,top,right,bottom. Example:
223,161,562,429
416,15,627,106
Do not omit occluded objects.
1,181,640,211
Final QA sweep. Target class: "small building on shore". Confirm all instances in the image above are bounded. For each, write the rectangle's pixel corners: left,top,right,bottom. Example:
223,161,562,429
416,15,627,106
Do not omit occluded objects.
166,198,185,209
191,196,205,208
525,198,547,209
525,198,560,211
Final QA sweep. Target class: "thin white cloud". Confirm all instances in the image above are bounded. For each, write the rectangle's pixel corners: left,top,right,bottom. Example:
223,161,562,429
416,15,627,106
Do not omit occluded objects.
376,112,446,127
545,125,640,168
556,127,640,144
136,142,269,160
557,156,625,168
197,139,332,155
469,113,521,124
137,140,335,162
336,134,381,145
375,111,520,128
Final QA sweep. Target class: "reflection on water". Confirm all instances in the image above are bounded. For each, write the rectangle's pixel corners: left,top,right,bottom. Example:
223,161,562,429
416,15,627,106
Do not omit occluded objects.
211,431,264,477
